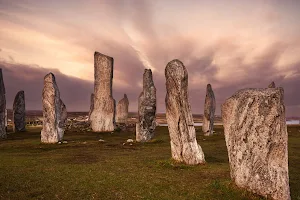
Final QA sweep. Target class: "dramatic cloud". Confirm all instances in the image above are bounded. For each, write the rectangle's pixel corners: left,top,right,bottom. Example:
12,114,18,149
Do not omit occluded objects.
0,0,300,116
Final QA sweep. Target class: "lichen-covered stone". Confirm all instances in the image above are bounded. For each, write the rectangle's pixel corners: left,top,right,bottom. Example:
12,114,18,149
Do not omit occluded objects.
90,52,115,132
41,73,66,143
165,59,205,165
116,94,129,124
221,88,290,200
268,81,276,88
0,69,6,138
88,93,94,121
13,90,26,132
202,84,216,136
136,69,156,142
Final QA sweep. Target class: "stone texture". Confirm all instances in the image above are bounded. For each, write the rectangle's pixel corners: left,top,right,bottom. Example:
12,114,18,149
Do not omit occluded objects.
90,52,115,132
0,69,6,138
202,84,216,136
136,69,156,142
5,109,7,131
41,73,67,143
165,59,205,165
13,91,26,132
268,81,276,88
116,94,129,124
57,99,67,141
221,88,290,200
88,93,94,121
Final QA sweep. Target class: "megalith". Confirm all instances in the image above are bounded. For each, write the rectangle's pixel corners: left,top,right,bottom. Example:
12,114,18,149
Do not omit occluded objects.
88,93,94,121
0,69,6,139
41,73,66,143
221,88,290,200
58,99,67,141
116,94,129,124
136,69,156,142
165,59,205,165
268,81,276,88
13,90,26,132
202,84,216,136
5,109,7,132
90,52,115,132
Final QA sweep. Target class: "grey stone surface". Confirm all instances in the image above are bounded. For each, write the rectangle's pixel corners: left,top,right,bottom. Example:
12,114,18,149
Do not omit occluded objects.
13,90,26,132
221,88,290,200
116,94,129,124
58,99,67,141
88,93,94,121
41,73,66,143
90,52,115,132
165,59,205,165
0,69,6,138
136,69,156,142
5,109,7,130
202,84,216,136
268,81,276,88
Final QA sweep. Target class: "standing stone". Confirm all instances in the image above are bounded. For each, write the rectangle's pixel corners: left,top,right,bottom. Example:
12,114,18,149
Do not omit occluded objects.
165,59,205,165
268,81,276,88
88,93,94,121
136,69,156,142
58,99,67,141
221,88,290,200
90,52,115,132
41,73,66,143
0,69,6,138
202,84,216,136
13,91,26,132
116,94,129,124
5,109,7,132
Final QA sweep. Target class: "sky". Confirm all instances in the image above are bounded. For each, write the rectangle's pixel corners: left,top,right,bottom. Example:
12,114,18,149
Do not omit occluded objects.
0,0,300,116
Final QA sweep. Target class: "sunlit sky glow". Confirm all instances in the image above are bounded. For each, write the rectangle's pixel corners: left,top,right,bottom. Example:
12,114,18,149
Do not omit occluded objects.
0,0,300,116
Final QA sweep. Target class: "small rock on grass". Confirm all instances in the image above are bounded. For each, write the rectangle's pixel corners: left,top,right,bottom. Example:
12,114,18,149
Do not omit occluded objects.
127,139,134,143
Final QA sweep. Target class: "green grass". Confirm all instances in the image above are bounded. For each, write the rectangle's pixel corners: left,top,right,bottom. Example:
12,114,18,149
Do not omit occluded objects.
0,126,299,200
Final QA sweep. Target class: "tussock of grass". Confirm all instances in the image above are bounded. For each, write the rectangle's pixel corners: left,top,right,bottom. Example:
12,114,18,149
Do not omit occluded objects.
0,126,299,199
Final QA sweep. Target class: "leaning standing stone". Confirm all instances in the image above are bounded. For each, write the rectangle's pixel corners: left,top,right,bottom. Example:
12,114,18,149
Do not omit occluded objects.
165,59,205,165
0,69,6,138
13,91,26,132
222,88,290,200
202,84,216,136
41,73,65,143
116,94,129,124
90,52,115,132
136,69,156,142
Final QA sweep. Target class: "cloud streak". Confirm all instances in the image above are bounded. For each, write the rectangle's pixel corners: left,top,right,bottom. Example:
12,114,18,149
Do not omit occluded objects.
0,0,300,116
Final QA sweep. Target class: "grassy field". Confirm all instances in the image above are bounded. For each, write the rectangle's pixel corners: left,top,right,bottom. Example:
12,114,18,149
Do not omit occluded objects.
0,126,299,200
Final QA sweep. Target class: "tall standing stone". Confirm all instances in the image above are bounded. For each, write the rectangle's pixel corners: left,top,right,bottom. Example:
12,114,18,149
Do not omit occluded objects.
165,59,205,165
0,69,6,138
90,52,115,132
202,84,216,136
136,69,156,142
222,88,290,200
88,93,94,121
58,99,67,141
116,94,129,124
41,73,66,143
13,91,26,132
268,81,276,88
